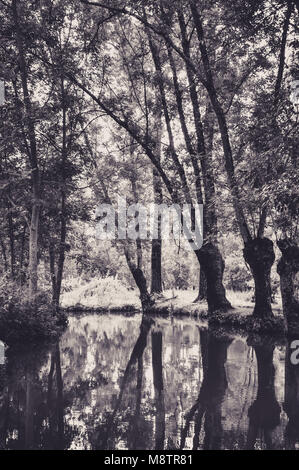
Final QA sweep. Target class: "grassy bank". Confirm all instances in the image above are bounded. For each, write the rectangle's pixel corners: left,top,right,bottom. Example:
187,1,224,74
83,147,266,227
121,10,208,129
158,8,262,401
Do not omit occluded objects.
60,277,285,335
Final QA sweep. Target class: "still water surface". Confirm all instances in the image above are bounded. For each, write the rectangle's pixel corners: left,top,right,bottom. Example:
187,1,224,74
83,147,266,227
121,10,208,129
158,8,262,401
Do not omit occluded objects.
0,313,298,450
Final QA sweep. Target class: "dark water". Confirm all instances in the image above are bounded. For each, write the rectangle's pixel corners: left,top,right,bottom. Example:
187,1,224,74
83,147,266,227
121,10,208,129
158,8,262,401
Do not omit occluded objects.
0,313,298,450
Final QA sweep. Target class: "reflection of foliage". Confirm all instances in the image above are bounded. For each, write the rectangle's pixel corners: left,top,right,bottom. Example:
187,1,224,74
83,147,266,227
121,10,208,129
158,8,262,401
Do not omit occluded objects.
0,343,78,450
0,314,288,450
72,373,108,400
0,365,6,392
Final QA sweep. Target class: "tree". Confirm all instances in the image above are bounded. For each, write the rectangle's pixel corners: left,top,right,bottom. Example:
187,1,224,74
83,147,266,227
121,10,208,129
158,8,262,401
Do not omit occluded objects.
70,0,232,312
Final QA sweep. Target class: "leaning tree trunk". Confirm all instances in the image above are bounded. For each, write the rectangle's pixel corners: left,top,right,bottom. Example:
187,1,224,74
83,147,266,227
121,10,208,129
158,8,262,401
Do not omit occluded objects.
243,238,275,319
277,239,299,334
151,95,163,295
125,249,154,312
151,161,163,295
195,243,232,312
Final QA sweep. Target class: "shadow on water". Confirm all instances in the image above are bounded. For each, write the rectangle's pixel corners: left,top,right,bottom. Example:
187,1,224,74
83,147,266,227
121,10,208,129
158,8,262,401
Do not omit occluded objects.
0,311,297,450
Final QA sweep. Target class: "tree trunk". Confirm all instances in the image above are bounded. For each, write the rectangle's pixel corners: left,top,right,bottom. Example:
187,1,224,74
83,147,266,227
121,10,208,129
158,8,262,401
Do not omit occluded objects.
13,0,40,302
151,109,163,295
28,201,40,300
189,0,252,244
125,249,153,312
178,13,230,310
0,234,8,272
19,222,27,284
54,77,68,309
194,268,207,302
49,241,58,308
151,238,162,294
7,204,15,278
277,239,299,334
195,243,232,312
243,238,275,318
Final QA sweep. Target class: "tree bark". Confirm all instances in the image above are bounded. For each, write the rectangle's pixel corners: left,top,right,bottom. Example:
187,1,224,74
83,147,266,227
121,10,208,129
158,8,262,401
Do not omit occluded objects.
146,30,192,206
28,201,40,300
178,13,230,310
13,0,40,302
7,203,15,278
49,241,58,306
243,238,275,318
151,105,163,294
194,268,207,302
19,222,27,284
195,243,231,312
277,239,299,334
151,238,162,294
189,0,252,244
54,77,68,308
0,234,8,272
125,248,153,312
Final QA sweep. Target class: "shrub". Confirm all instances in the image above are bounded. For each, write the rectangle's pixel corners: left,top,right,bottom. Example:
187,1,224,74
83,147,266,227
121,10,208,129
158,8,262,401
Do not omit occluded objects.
0,275,66,345
60,276,140,310
225,264,252,291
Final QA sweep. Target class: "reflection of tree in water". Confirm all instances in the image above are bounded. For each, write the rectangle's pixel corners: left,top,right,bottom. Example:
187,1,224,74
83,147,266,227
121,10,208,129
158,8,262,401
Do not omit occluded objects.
180,330,232,450
0,315,289,450
90,316,155,450
152,330,165,450
44,343,71,450
246,337,281,450
284,337,299,449
164,323,201,448
88,318,202,450
0,343,76,449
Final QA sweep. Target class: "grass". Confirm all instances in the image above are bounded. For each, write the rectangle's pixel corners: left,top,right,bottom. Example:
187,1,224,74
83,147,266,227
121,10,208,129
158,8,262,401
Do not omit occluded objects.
61,279,283,314
60,279,285,334
61,277,140,311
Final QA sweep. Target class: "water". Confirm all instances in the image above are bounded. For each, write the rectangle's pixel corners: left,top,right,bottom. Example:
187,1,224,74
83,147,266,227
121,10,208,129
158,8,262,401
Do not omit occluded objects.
0,313,298,450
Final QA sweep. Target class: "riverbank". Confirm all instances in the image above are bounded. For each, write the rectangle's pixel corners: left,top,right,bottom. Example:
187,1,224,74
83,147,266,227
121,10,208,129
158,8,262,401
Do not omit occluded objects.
61,280,285,336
